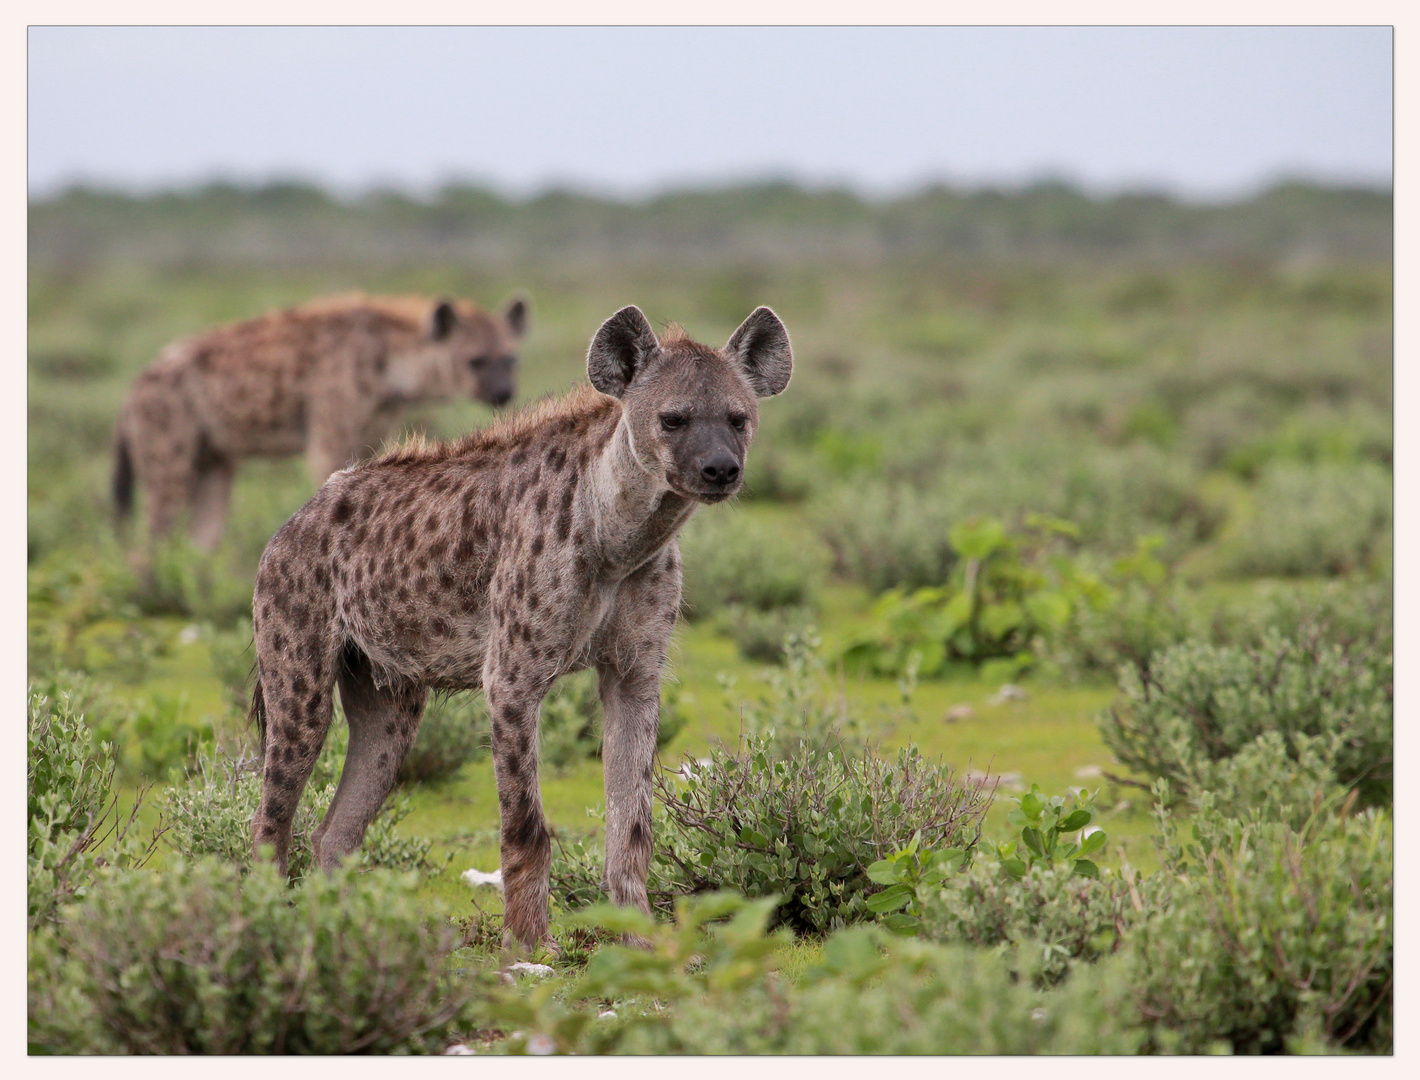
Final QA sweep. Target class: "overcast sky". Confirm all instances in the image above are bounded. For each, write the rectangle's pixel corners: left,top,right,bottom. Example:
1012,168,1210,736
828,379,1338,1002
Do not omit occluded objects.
27,25,1393,201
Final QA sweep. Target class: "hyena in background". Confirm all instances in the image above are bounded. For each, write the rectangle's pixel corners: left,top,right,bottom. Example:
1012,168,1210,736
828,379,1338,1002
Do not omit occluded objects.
248,304,792,949
112,292,528,563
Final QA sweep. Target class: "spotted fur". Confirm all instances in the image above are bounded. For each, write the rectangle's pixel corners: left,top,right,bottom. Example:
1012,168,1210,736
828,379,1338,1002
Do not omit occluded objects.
113,292,528,566
248,305,792,950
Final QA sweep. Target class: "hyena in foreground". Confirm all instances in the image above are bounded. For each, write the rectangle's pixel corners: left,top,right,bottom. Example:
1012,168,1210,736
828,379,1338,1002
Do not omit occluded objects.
249,305,792,948
113,292,527,562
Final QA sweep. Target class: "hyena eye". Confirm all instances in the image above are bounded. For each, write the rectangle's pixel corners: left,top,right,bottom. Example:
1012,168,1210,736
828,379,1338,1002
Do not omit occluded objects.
467,355,488,371
728,414,748,431
660,414,686,431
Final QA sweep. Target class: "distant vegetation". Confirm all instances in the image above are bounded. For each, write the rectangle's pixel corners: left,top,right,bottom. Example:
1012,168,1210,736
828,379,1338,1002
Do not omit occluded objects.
30,177,1391,270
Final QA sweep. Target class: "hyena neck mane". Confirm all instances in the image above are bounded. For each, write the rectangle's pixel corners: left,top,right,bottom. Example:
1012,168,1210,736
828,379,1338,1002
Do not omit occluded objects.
373,382,695,577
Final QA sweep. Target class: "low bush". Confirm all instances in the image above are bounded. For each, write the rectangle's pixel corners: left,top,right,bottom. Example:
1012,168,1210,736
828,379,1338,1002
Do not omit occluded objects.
481,894,1145,1055
137,534,256,625
678,510,824,620
28,860,482,1054
1198,575,1393,655
551,737,993,934
712,602,816,663
537,671,688,774
812,481,960,592
163,729,439,879
27,685,163,931
206,617,256,717
1222,461,1391,578
1101,631,1392,810
398,690,489,784
840,510,1187,675
919,857,1130,987
1134,797,1392,1053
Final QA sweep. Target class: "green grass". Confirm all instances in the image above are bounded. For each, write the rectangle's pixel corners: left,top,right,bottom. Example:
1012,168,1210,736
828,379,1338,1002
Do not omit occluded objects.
28,237,1389,958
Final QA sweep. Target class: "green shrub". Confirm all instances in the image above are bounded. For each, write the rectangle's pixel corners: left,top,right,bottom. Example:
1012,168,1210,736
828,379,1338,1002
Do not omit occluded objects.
1198,575,1393,655
1223,399,1392,479
1133,799,1392,1053
27,860,481,1054
27,685,163,931
551,737,993,934
482,894,1144,1055
398,690,489,784
206,617,256,717
839,514,1102,676
535,671,687,774
163,729,439,879
678,510,824,620
1222,461,1391,577
813,481,960,592
137,534,256,625
712,602,816,663
538,670,607,773
918,856,1130,986
1101,632,1392,810
719,632,894,761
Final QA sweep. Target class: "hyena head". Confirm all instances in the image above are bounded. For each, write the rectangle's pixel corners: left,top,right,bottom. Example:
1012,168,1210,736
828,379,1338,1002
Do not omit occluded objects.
587,305,793,503
423,296,528,408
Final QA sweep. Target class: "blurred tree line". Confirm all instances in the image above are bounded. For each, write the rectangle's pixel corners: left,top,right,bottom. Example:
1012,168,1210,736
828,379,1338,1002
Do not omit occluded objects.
29,178,1391,272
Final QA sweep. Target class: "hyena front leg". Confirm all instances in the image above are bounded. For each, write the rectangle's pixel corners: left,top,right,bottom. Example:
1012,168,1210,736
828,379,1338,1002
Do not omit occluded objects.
597,554,679,934
596,663,664,917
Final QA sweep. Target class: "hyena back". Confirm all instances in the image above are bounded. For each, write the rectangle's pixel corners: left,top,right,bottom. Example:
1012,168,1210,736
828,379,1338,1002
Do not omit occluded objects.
249,304,792,949
113,291,527,563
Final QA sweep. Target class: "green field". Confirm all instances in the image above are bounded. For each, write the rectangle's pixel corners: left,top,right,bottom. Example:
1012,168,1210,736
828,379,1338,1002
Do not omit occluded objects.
28,182,1392,1055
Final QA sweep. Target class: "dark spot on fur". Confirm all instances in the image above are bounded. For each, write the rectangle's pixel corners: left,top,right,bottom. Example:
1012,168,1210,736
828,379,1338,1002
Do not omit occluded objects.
506,799,548,850
332,496,352,524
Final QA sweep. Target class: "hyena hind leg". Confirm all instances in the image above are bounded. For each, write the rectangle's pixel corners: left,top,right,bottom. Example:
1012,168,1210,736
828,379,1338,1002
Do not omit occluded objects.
311,645,427,871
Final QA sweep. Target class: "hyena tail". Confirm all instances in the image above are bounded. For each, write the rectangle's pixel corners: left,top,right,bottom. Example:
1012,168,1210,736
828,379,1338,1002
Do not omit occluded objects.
112,427,135,529
250,674,268,756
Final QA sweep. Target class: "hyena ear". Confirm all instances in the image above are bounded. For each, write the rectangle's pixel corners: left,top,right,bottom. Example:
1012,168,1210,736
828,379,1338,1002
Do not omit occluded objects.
587,305,659,398
503,296,530,338
427,298,458,341
725,306,793,397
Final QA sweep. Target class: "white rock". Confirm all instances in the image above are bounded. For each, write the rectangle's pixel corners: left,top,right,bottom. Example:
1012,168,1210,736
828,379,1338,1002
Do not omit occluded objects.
1074,764,1104,780
944,704,974,722
990,683,1029,704
598,1009,618,1020
526,1033,557,1055
462,867,503,891
178,624,202,645
443,1044,476,1055
507,961,556,979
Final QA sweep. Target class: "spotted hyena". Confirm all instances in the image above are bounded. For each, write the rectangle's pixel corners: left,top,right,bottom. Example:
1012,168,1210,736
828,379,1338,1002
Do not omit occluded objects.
112,292,528,561
248,304,792,949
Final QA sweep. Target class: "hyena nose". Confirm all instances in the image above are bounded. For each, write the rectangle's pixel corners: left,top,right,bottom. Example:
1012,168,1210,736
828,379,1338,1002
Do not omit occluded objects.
490,388,514,407
701,456,740,486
